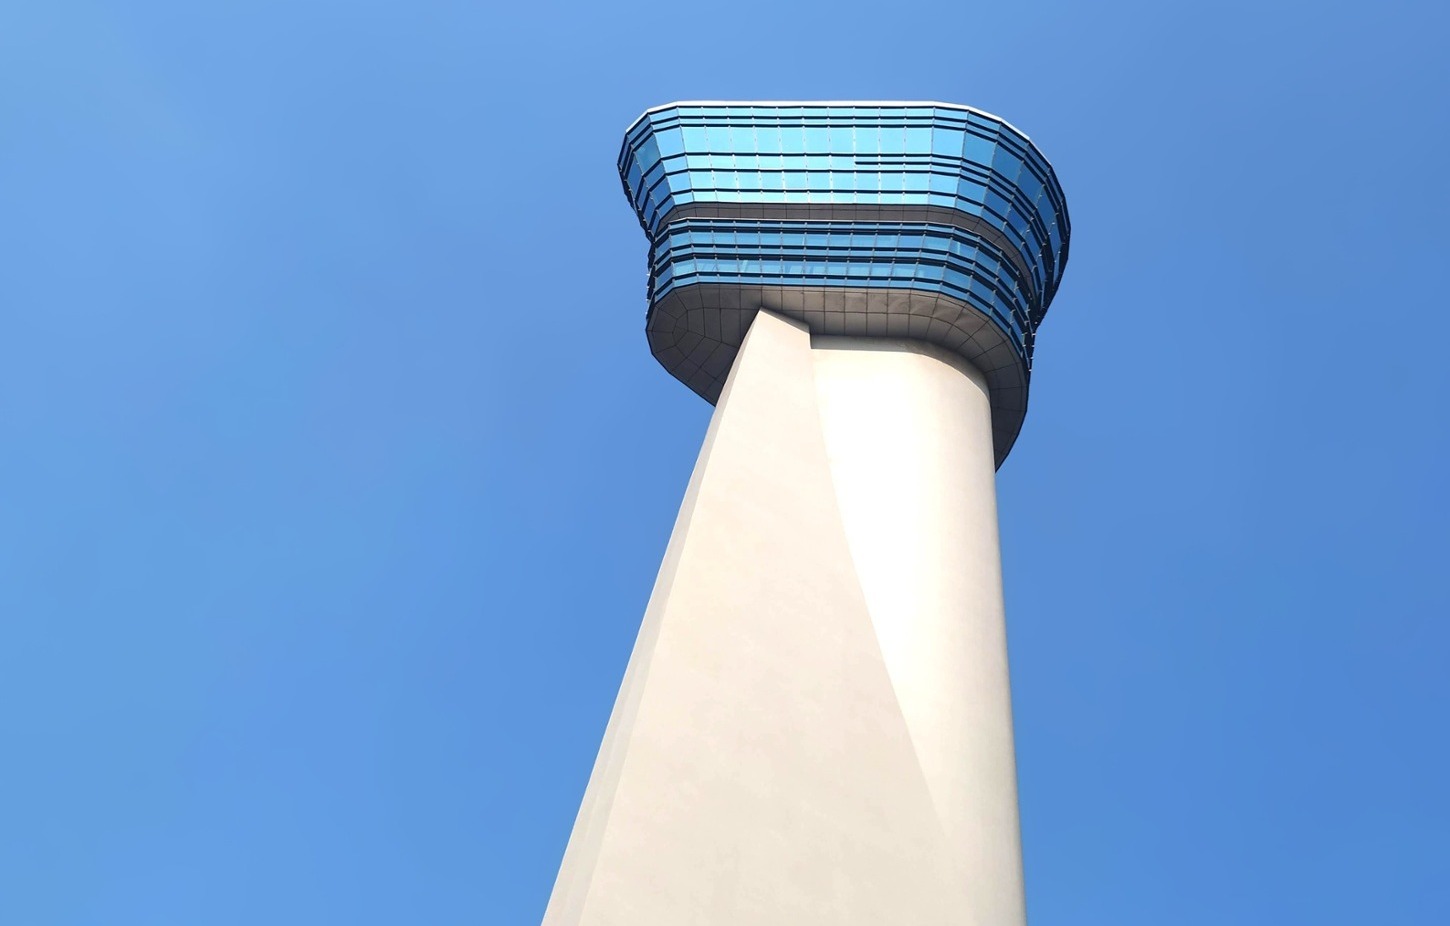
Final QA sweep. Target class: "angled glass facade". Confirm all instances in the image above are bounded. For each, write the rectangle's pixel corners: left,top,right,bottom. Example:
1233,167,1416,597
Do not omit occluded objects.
618,102,1070,465
650,219,1034,362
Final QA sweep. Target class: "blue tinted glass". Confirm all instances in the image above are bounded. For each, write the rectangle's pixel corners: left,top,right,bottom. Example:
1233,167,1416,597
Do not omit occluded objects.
1018,170,1043,204
991,148,1022,182
657,130,683,157
681,127,707,151
963,133,994,165
955,194,986,216
985,190,1011,219
638,135,661,168
932,128,963,157
626,101,1062,365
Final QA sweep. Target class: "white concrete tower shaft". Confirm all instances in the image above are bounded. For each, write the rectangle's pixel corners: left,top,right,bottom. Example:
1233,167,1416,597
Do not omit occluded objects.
543,310,1025,925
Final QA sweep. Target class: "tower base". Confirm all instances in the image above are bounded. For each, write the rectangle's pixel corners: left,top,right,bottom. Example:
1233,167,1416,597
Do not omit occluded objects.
543,310,1025,925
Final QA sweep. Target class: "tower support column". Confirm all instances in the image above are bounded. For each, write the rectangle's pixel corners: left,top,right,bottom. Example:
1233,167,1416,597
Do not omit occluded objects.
543,310,1025,925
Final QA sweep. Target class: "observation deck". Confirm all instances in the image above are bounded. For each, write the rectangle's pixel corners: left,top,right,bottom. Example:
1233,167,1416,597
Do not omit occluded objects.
618,102,1070,465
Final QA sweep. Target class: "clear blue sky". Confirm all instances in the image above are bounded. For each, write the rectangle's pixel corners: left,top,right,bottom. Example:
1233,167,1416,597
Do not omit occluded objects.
2,1,1447,923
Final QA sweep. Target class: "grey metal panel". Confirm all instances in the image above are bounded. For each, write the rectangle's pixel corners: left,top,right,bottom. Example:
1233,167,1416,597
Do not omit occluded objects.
647,283,1030,468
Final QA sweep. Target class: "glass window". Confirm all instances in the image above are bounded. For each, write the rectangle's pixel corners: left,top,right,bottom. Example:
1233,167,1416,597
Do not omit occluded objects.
1006,209,1028,237
985,190,1011,219
1018,169,1043,204
963,132,994,166
638,135,660,169
932,127,963,157
681,126,707,152
656,130,683,157
991,148,1022,183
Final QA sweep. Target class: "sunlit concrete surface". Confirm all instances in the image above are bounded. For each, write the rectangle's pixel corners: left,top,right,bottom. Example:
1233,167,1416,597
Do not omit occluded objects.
543,311,1024,925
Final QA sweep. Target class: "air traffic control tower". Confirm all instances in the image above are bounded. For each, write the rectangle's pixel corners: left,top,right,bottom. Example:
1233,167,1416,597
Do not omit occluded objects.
543,102,1070,926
